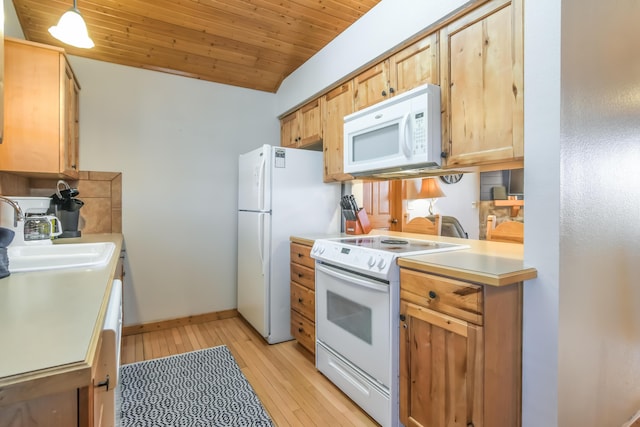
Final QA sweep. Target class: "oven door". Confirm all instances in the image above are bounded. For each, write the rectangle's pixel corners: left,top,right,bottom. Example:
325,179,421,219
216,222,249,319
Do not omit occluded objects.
315,263,390,387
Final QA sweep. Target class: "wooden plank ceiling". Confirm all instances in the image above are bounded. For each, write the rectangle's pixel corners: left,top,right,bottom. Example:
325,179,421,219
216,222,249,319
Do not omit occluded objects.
11,0,380,92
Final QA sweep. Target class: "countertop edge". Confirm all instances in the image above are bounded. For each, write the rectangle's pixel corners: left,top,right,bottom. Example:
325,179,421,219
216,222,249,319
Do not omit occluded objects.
397,258,538,286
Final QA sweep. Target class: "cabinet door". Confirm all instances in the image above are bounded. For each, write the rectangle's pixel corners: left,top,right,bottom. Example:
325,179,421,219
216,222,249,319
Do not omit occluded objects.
1,39,81,178
440,0,523,167
353,60,392,111
362,180,402,231
323,82,354,182
0,389,78,427
298,98,323,148
390,33,439,96
62,61,80,178
2,40,60,175
280,111,299,147
400,300,483,427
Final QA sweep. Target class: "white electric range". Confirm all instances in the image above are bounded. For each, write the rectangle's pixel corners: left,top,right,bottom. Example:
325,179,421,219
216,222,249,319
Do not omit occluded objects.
311,235,469,427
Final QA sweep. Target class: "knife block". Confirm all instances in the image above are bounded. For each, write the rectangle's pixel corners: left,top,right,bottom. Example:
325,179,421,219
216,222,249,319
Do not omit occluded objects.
346,209,372,235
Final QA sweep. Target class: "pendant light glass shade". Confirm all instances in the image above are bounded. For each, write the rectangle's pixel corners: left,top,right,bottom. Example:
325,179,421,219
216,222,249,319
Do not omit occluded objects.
48,1,94,49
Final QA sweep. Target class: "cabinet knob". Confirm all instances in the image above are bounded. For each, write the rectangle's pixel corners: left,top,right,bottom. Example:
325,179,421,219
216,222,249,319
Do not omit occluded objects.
298,297,303,303
391,218,398,224
399,314,406,321
440,151,449,159
389,87,395,94
428,290,437,299
381,90,387,97
298,327,303,333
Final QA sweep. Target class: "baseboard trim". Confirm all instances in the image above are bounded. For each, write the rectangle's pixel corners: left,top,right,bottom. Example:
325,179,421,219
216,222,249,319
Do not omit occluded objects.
123,309,239,336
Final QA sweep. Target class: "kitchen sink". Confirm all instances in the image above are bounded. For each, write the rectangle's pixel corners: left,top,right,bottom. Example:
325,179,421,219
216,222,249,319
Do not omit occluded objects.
8,242,116,273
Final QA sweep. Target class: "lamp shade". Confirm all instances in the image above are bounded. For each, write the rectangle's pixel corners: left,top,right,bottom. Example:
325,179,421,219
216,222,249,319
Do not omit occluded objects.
417,178,445,199
48,6,94,49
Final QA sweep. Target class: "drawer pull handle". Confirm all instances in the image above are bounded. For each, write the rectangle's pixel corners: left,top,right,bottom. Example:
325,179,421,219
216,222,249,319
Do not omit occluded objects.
97,375,110,391
297,253,303,257
298,273,303,278
429,290,437,299
298,298,303,303
298,327,303,333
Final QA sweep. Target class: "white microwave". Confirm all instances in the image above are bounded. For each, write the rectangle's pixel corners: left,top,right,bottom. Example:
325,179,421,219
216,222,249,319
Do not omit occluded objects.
343,84,441,177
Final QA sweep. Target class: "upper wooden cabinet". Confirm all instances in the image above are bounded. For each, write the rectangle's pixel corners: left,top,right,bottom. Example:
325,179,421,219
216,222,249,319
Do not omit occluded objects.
353,61,392,111
440,0,524,168
390,33,439,96
280,98,324,149
323,82,354,182
1,38,80,179
354,34,439,112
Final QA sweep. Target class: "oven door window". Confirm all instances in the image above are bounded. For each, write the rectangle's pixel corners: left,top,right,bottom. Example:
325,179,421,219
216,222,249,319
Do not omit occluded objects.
316,264,390,387
327,290,372,344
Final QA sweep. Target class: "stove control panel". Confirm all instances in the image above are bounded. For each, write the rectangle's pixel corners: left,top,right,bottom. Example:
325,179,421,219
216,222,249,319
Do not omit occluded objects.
311,240,396,279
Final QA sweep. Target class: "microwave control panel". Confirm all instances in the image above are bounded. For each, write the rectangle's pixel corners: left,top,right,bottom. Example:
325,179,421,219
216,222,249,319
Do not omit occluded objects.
412,111,426,155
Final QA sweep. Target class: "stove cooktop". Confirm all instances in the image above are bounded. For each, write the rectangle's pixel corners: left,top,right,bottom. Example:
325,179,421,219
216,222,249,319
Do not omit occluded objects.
311,235,469,280
332,235,462,255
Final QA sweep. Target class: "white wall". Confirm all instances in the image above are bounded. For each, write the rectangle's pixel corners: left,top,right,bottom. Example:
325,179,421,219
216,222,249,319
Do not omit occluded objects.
522,0,561,424
69,58,278,326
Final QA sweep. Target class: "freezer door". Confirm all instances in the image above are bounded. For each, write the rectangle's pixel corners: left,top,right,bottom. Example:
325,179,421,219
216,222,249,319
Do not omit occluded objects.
237,210,271,337
238,145,271,212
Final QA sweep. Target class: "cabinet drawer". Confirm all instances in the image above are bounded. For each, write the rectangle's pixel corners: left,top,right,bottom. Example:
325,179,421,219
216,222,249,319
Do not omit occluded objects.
291,310,315,354
400,268,483,325
290,242,315,269
290,282,315,322
291,262,315,290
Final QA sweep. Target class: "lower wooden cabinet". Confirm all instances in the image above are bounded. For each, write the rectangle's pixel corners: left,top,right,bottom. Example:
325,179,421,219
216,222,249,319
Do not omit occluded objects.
0,389,78,427
290,241,316,354
399,268,522,427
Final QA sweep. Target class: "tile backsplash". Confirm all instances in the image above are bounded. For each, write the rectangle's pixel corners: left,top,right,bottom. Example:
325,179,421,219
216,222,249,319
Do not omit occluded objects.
0,171,122,234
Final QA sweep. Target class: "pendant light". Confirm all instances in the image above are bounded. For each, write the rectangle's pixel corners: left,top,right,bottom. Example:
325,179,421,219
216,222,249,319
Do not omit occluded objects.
48,0,94,49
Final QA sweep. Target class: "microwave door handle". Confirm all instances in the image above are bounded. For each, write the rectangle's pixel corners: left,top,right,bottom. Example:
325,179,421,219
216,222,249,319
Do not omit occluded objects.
400,112,412,159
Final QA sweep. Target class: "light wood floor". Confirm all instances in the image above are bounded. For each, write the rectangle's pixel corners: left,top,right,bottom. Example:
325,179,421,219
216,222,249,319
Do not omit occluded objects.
121,316,379,426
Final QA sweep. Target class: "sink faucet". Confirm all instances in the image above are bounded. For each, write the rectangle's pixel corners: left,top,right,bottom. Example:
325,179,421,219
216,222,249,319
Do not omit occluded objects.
0,196,25,227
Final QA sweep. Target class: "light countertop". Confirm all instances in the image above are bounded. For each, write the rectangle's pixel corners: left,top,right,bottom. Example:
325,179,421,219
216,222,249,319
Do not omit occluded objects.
0,234,123,403
291,230,537,286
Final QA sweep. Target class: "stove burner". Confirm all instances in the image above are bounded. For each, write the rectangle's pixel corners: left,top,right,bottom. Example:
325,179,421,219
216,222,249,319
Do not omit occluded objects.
380,239,408,245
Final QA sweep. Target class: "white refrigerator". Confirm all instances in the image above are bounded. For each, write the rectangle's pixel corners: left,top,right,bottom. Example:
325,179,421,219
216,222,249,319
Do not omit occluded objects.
237,144,340,344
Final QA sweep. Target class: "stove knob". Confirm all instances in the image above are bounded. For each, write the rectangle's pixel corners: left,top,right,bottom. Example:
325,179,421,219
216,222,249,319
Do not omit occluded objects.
377,257,386,269
311,246,318,254
367,256,376,268
318,246,325,255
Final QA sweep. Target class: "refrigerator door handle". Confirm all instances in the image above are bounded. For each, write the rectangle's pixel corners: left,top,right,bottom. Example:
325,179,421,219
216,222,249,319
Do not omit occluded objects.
258,212,266,272
258,154,266,211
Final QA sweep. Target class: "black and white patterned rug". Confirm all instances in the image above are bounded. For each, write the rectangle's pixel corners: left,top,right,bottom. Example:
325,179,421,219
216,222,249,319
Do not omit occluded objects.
119,345,274,426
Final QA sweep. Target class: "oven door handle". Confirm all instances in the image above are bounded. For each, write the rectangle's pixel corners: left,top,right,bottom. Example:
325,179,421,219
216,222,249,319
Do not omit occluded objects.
317,264,389,293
